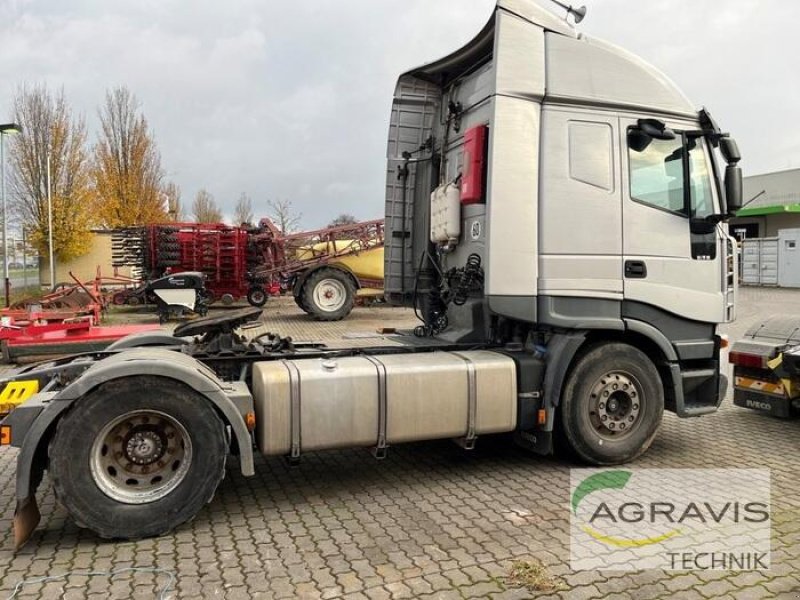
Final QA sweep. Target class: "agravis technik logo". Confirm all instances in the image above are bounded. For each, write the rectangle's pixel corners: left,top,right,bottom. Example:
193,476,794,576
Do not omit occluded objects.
570,469,771,571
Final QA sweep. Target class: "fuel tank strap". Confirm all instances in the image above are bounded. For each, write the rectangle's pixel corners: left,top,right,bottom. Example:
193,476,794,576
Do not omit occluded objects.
452,352,478,446
281,360,302,460
363,356,389,457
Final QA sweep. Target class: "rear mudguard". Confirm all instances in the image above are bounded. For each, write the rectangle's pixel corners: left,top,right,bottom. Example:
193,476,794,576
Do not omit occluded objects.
11,347,254,549
104,331,188,351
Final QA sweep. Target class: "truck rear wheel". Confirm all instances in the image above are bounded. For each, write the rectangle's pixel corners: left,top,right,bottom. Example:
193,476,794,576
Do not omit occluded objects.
303,268,355,321
49,376,227,540
560,343,663,465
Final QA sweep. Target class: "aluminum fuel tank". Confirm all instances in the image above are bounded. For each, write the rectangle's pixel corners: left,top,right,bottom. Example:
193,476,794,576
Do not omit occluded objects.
251,350,517,456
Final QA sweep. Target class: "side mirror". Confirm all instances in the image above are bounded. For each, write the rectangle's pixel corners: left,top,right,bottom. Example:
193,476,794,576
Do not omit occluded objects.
726,165,743,215
638,118,676,141
719,137,741,164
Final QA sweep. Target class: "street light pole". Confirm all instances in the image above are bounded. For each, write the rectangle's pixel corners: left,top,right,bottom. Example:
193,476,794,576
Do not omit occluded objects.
46,150,54,290
22,227,27,290
0,123,22,308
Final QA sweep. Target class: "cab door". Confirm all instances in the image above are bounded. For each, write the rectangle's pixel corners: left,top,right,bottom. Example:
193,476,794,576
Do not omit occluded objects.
620,117,725,324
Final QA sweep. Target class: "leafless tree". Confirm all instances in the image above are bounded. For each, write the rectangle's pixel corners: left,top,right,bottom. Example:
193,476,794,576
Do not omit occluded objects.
163,181,184,222
9,84,93,261
92,86,167,226
192,189,223,223
234,193,254,226
267,198,302,234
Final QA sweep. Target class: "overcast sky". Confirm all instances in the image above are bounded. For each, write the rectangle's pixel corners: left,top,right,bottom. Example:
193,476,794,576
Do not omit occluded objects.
0,0,797,228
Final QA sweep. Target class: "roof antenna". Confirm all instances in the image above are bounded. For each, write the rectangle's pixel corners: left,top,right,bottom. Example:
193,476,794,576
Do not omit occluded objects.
548,0,587,24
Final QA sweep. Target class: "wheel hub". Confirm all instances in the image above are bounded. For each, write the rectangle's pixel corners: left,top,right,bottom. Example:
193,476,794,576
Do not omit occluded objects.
125,429,165,465
589,372,642,437
90,410,192,505
313,279,346,312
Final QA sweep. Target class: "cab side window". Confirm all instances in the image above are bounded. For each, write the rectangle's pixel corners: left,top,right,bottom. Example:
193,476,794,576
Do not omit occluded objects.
628,132,685,215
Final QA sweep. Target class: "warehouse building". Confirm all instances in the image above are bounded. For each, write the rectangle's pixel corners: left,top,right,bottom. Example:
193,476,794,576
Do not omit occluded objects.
730,168,800,240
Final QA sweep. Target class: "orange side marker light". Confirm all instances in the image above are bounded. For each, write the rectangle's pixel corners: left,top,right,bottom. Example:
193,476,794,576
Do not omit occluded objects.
245,412,257,432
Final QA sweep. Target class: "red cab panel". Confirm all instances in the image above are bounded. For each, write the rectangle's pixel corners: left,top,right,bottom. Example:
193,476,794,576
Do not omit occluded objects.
461,125,488,205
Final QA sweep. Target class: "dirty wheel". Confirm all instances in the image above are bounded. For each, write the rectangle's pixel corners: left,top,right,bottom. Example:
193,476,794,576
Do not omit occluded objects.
560,343,663,465
303,268,355,321
246,287,267,308
49,376,227,539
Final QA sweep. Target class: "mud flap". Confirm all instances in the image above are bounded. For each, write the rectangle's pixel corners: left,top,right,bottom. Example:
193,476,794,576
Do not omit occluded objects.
13,496,40,550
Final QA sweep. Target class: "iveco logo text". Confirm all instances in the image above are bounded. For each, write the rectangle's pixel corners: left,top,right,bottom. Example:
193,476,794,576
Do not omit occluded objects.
745,399,772,411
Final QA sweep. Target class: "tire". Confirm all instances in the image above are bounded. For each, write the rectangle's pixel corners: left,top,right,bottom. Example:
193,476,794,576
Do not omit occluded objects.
111,292,128,306
220,293,235,306
294,289,312,314
246,287,267,308
49,376,227,540
303,268,355,321
559,343,663,465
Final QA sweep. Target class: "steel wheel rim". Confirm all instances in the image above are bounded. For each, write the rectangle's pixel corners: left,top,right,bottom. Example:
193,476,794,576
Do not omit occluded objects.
90,410,193,504
587,371,643,439
313,279,346,312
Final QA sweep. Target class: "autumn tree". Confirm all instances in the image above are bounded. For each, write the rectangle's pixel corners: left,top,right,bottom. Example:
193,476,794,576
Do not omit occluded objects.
267,198,302,234
192,189,223,223
8,84,93,261
163,181,185,222
91,86,167,226
233,193,254,226
329,213,358,228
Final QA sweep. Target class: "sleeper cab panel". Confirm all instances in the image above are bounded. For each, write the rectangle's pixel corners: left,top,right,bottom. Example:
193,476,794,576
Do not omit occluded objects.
251,351,518,456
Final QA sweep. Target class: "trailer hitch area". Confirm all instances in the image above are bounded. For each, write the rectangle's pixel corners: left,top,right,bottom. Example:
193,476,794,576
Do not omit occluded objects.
13,496,40,550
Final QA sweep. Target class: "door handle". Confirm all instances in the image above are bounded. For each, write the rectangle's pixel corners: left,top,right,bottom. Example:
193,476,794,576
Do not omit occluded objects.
625,260,647,279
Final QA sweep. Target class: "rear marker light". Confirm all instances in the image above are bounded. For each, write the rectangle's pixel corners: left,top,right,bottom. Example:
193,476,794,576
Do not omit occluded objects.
1,426,10,445
728,351,768,369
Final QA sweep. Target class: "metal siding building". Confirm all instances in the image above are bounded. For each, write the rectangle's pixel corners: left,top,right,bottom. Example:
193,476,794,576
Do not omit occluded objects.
730,168,800,240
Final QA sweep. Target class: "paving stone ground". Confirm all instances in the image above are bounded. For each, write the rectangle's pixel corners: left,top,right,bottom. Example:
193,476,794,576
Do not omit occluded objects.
0,288,799,599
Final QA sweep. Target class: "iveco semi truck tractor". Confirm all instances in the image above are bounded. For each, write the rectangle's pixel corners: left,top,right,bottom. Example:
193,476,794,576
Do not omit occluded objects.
0,0,742,546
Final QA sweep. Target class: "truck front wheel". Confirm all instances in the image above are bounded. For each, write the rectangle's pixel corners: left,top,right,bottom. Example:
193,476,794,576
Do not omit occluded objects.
560,343,663,465
49,376,227,540
303,268,355,321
